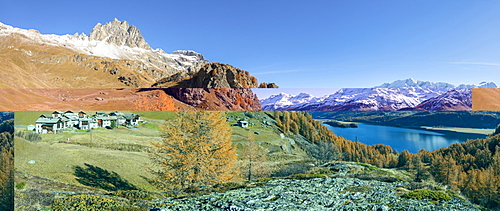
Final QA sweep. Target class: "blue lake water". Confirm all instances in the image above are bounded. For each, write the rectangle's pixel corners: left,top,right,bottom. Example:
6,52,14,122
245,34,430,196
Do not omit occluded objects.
323,123,487,153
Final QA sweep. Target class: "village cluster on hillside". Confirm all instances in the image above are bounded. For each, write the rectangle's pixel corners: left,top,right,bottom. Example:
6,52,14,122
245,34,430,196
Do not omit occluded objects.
32,111,140,134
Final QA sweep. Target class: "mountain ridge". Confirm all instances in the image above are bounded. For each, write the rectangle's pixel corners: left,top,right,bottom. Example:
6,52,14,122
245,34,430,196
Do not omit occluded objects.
0,20,208,78
0,20,275,88
261,88,475,111
375,78,497,88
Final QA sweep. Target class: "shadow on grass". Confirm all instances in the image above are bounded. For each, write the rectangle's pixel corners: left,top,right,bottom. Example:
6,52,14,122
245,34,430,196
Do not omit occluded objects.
74,163,137,191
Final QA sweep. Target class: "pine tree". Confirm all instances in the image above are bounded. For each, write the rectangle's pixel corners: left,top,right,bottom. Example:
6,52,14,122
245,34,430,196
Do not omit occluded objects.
149,111,236,192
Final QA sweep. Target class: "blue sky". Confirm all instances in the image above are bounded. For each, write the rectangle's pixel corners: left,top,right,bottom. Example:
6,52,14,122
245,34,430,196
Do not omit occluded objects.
1,0,500,88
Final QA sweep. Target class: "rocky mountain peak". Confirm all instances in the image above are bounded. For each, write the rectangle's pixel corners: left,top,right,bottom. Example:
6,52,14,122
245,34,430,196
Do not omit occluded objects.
172,50,206,61
89,18,151,49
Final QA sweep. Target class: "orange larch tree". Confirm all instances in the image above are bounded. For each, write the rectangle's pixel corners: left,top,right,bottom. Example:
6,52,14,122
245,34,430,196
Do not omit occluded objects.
148,111,236,192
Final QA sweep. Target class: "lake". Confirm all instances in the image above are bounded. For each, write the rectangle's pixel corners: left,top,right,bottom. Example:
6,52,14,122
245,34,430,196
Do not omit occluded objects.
323,123,488,153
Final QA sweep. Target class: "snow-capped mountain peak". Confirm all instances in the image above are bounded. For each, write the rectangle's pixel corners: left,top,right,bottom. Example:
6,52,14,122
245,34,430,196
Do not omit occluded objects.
259,87,468,111
375,78,497,88
0,20,209,76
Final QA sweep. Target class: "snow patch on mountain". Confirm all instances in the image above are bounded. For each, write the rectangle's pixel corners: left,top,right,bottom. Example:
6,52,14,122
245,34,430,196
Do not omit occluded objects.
0,20,208,75
410,89,472,111
260,88,455,111
261,92,326,110
375,78,497,88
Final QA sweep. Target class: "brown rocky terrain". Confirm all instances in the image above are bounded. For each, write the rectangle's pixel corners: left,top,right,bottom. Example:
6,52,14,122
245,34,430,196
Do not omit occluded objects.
0,88,261,111
472,88,500,111
0,35,157,88
152,62,277,88
162,88,262,110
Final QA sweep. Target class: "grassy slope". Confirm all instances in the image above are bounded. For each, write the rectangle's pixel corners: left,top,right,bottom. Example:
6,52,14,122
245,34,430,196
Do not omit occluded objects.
15,111,48,126
15,137,160,191
15,111,307,193
15,113,166,192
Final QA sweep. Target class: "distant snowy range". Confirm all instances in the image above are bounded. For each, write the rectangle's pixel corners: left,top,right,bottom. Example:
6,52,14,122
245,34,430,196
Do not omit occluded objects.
258,78,498,111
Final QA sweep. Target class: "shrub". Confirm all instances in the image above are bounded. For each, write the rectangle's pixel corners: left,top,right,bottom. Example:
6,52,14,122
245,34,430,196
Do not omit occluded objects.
25,190,55,207
288,173,328,180
401,189,451,201
271,163,313,177
211,182,246,193
406,182,434,190
113,190,162,200
15,182,27,190
52,194,123,211
25,132,42,142
351,172,399,183
14,130,42,142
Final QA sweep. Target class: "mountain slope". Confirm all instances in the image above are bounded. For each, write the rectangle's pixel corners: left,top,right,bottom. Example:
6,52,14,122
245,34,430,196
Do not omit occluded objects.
375,78,497,88
261,88,449,111
0,19,208,77
0,20,273,88
404,89,472,111
472,88,500,111
0,88,262,111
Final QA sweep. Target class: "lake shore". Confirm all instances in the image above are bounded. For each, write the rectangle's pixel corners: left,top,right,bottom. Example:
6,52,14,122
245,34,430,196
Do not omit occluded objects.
315,118,494,136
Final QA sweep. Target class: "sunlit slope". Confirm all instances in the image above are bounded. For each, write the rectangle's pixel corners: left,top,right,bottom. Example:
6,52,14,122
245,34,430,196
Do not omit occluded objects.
0,35,158,88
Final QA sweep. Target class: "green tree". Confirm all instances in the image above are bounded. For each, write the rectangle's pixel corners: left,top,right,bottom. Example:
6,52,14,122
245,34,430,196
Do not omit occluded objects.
110,121,117,129
149,111,237,192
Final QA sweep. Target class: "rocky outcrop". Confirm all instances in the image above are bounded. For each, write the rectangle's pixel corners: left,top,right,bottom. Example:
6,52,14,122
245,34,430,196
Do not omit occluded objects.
259,82,279,88
184,63,259,88
150,177,478,210
163,88,262,110
152,63,278,88
89,18,151,49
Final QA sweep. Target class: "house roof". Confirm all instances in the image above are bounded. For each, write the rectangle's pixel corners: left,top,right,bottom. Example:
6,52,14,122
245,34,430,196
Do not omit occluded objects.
124,114,140,120
95,116,117,121
36,117,61,124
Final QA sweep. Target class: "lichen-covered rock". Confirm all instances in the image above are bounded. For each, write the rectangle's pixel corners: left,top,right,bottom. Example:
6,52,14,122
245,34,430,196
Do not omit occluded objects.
150,177,479,211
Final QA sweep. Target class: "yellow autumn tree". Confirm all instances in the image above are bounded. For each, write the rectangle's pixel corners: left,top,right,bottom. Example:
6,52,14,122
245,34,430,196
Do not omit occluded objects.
239,132,269,181
149,111,236,192
0,120,13,211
